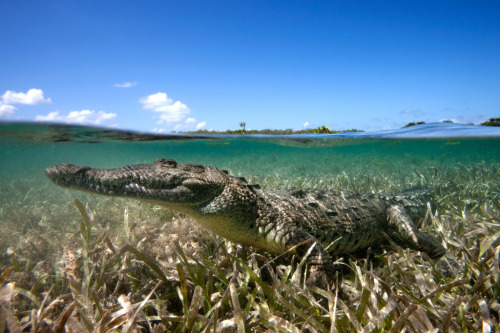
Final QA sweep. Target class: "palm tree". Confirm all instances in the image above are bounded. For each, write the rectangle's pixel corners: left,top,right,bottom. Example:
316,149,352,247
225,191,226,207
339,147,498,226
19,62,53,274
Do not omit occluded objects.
239,122,246,133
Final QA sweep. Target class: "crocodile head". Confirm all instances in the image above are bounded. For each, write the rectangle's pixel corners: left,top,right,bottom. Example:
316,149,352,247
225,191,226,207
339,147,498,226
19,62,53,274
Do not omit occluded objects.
44,158,228,206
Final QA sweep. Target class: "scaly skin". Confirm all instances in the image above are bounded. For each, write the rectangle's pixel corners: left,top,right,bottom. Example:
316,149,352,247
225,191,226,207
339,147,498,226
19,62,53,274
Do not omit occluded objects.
45,158,446,288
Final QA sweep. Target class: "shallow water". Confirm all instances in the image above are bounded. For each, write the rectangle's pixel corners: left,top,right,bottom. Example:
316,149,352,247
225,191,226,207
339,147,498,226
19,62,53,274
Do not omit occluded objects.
0,120,497,245
1,120,499,331
0,122,499,190
0,121,499,326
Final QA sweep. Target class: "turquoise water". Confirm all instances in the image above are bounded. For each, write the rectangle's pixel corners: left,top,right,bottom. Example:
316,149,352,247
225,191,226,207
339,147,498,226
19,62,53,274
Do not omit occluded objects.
0,121,497,238
0,121,497,228
0,122,499,191
0,122,498,330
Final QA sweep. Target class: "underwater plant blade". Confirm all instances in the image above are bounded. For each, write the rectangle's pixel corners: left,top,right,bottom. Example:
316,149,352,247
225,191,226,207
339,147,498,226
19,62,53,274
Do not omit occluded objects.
54,302,76,333
229,283,245,333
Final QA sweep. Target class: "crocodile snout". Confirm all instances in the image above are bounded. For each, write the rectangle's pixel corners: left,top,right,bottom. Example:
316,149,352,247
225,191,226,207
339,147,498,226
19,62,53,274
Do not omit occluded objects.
45,163,91,186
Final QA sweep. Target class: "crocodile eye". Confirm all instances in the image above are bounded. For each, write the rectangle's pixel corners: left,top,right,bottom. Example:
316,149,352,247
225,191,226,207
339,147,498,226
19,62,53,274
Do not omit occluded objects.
155,158,177,168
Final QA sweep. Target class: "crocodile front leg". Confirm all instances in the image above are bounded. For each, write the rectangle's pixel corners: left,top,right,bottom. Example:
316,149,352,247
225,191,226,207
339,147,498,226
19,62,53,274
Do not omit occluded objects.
386,205,446,258
284,230,336,289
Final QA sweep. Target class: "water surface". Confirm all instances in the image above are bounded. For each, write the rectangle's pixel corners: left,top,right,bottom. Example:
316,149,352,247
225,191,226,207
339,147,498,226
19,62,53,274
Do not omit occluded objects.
1,122,499,185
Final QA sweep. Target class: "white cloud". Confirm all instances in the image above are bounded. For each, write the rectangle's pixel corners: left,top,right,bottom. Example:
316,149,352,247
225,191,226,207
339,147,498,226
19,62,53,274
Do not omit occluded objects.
303,121,310,128
0,88,52,118
35,111,61,122
0,103,16,117
173,117,207,131
399,108,425,117
35,110,117,125
139,92,190,123
114,81,137,88
2,88,51,105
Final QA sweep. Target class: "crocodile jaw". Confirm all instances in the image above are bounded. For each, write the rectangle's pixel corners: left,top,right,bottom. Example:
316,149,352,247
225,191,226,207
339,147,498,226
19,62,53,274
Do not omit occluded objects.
44,159,225,206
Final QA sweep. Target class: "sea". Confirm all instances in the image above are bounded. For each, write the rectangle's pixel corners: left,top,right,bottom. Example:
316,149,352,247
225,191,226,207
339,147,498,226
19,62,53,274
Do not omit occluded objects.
0,120,499,321
0,121,499,190
0,121,497,234
0,120,497,222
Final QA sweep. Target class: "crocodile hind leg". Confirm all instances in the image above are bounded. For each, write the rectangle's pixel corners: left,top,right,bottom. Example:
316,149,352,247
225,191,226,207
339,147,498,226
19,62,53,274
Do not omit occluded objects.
386,205,446,258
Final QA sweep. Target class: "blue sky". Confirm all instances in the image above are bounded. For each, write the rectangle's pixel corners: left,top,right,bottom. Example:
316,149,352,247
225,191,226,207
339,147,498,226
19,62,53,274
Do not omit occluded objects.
1,1,499,132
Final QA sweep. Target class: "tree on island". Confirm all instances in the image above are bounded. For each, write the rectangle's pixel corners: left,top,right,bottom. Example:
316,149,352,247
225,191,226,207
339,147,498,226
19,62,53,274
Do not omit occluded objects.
190,124,363,135
313,125,332,134
402,121,426,128
239,122,246,133
480,118,500,127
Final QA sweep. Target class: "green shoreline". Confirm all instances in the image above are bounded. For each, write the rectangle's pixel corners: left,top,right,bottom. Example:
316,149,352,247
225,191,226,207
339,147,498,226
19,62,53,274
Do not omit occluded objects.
188,127,363,135
187,118,500,135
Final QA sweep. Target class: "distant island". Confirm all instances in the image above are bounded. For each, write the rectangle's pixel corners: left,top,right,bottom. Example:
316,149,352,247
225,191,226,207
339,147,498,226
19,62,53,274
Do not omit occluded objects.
187,118,500,135
403,118,499,128
188,126,364,135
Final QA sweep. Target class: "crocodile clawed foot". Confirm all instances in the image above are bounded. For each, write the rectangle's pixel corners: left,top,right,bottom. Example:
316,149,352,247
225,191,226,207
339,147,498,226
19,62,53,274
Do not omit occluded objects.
306,267,334,291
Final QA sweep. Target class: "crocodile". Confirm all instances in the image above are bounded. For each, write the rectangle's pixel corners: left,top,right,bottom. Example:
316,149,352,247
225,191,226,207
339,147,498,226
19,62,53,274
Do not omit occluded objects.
45,158,446,288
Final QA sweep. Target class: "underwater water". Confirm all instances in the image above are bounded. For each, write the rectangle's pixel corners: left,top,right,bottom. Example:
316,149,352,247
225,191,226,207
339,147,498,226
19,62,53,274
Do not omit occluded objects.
0,121,499,331
1,121,499,186
0,121,498,224
1,121,499,238
0,122,499,219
